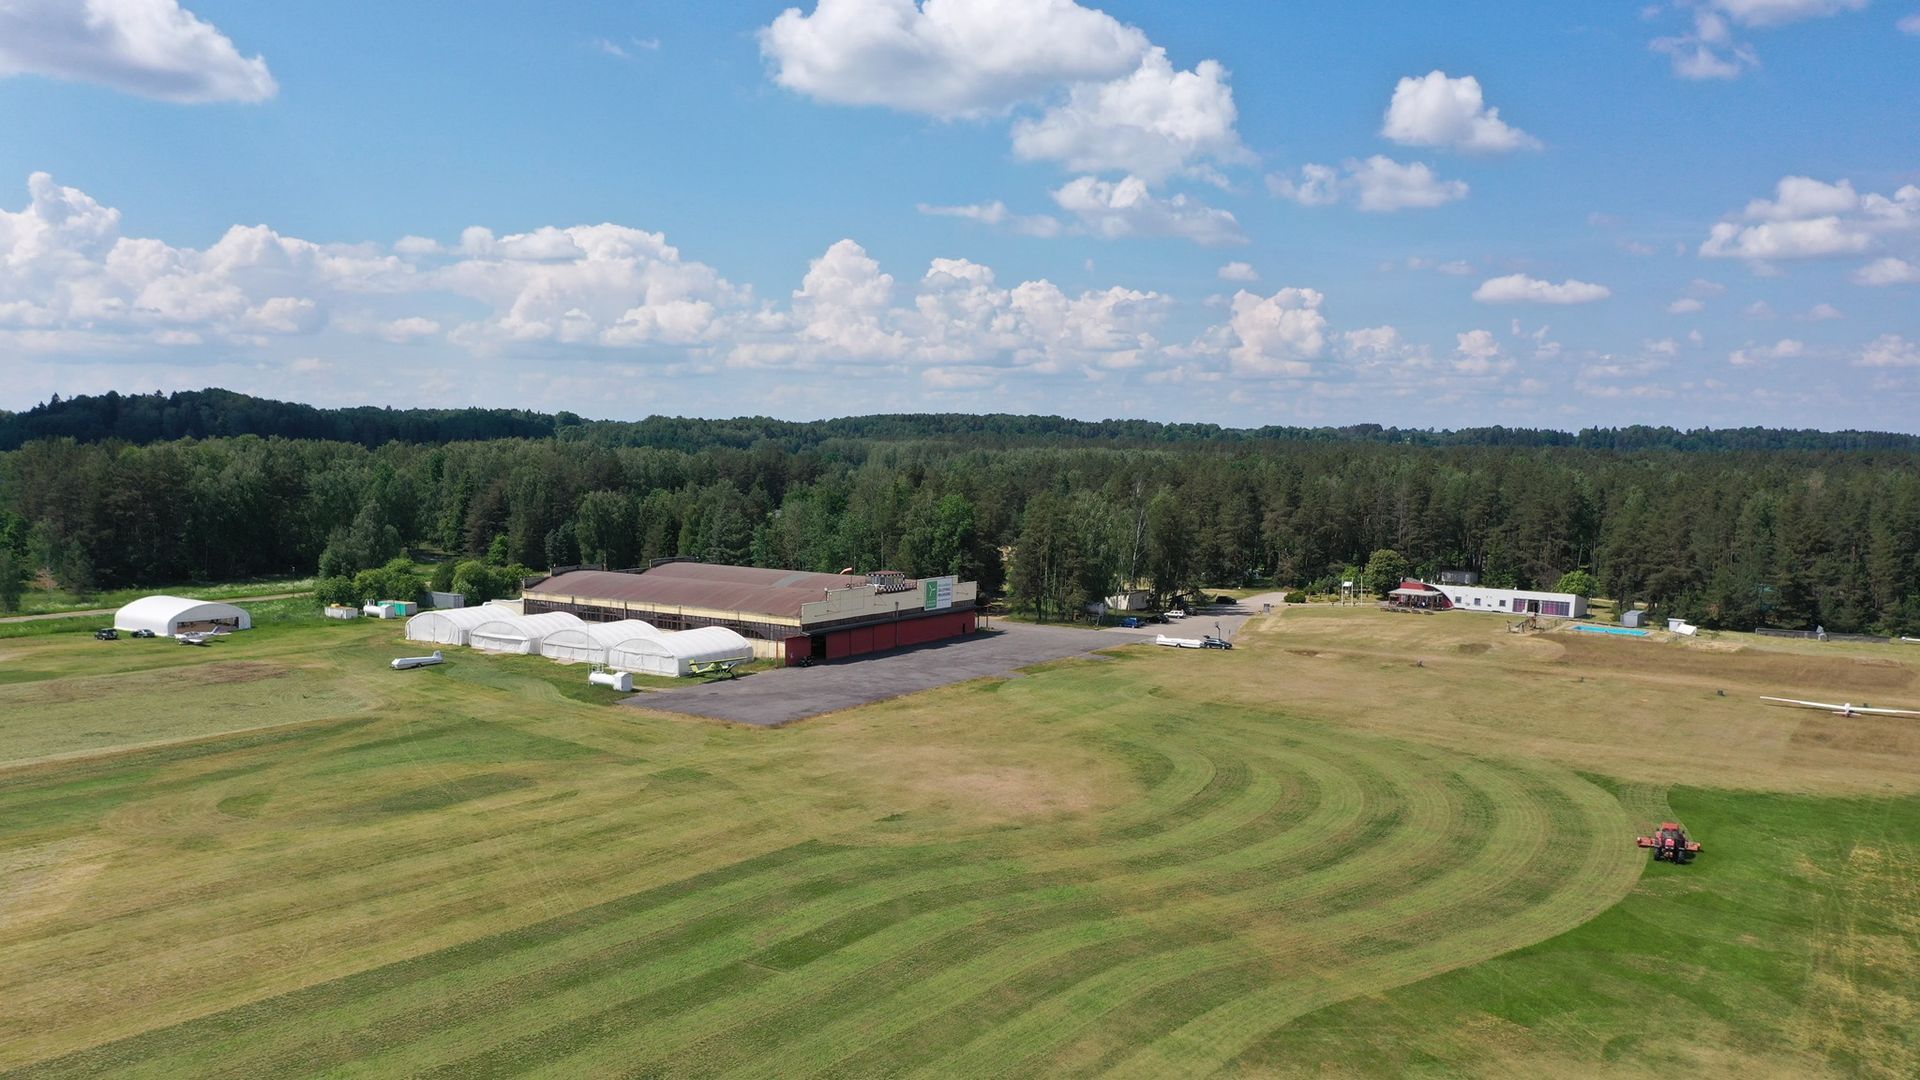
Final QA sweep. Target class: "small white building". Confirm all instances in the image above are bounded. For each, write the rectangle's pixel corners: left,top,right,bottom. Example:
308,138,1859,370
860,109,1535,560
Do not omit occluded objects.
114,595,252,636
1436,584,1587,619
538,619,662,665
467,611,584,654
607,626,753,677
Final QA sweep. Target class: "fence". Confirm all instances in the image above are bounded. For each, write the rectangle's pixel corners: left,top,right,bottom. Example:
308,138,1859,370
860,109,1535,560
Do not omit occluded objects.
1754,628,1896,645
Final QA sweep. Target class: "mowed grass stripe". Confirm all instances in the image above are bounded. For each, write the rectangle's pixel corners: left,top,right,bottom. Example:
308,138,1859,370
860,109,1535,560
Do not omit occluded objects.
24,843,1026,1079
3,841,857,1078
7,712,806,934
1107,765,1637,1078
1012,772,1501,1076
751,735,1448,1077
896,747,1473,1076
705,740,1438,1078
381,858,1074,1077
0,717,386,841
1,789,816,1040
59,863,883,1077
15,722,1313,1076
610,894,1132,1079
700,742,1388,1080
129,846,1055,1078
3,621,1663,1077
482,734,1392,1076
387,751,1287,1078
526,730,1397,1068
421,886,1129,1079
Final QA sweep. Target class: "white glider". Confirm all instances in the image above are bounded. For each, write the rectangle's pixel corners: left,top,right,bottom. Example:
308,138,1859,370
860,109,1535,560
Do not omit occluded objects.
1760,696,1920,718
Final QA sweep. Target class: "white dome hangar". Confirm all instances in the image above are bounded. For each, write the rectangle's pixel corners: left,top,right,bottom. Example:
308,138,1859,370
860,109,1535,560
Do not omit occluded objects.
113,595,252,636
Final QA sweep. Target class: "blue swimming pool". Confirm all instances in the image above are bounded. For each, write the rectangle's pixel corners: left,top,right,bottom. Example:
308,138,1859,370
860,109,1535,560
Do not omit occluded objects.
1570,624,1649,637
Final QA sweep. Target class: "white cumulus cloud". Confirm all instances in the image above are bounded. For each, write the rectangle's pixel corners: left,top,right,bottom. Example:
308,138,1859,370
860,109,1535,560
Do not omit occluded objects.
1380,71,1539,153
1217,261,1258,282
0,0,276,103
1649,2,1864,80
1700,176,1918,261
1728,338,1806,366
1051,175,1244,245
1339,325,1433,369
915,200,1062,237
1857,333,1920,367
1,171,1200,382
1712,0,1867,27
1668,297,1706,314
1650,9,1758,79
757,0,1147,117
1473,274,1612,305
1451,329,1511,375
1269,157,1468,212
376,317,442,343
1851,257,1920,285
1010,48,1249,181
0,171,407,348
1222,287,1327,377
1901,12,1920,34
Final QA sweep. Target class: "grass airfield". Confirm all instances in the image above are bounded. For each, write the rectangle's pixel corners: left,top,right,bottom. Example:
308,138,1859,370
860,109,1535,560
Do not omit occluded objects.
0,607,1915,1076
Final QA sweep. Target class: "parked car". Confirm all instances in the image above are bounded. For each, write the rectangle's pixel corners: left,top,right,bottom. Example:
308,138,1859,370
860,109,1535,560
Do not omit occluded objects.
94,627,118,641
131,628,157,638
1120,616,1142,629
1166,608,1188,619
1201,636,1233,650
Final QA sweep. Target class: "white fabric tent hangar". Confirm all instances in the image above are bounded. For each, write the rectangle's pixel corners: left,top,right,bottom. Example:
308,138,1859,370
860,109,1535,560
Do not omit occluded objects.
608,626,754,677
467,611,584,654
405,605,513,647
538,619,661,664
114,595,252,636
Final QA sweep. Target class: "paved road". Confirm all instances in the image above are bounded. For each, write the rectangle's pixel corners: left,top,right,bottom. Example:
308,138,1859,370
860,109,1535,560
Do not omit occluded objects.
622,593,1289,727
0,591,313,624
1094,591,1287,643
622,621,1124,726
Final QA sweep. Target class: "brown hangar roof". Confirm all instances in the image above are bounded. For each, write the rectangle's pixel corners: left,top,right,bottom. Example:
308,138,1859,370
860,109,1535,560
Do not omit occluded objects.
524,564,870,621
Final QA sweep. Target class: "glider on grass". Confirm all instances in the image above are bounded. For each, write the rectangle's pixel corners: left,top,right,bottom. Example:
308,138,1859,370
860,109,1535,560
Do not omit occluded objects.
1760,696,1920,718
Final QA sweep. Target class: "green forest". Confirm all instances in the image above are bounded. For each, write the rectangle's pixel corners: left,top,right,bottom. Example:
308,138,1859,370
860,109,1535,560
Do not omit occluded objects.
3,389,1918,634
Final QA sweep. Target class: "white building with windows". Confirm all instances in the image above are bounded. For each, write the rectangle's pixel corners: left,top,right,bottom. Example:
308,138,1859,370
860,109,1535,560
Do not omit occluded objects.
1437,584,1587,619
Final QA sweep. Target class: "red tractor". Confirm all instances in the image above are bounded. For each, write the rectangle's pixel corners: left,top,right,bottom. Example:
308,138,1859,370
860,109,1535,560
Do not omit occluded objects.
1636,822,1702,864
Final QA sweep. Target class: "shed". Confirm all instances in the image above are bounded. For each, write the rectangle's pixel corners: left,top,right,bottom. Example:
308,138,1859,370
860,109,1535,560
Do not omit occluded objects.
1619,609,1647,628
538,619,661,665
405,605,507,646
114,595,252,636
468,611,584,654
607,626,754,677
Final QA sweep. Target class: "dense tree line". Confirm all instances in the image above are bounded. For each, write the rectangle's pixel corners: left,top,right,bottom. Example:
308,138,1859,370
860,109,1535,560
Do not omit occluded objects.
8,388,1920,455
3,420,1918,634
0,389,567,450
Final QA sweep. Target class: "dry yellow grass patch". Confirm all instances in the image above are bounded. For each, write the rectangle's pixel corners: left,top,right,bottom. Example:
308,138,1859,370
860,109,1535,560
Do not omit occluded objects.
1206,607,1920,796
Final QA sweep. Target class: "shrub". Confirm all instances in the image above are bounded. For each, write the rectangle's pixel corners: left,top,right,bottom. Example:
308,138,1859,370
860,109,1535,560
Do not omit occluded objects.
1553,569,1600,597
313,576,357,608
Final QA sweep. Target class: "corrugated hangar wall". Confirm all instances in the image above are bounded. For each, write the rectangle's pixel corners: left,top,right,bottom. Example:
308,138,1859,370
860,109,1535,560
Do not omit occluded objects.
784,609,978,663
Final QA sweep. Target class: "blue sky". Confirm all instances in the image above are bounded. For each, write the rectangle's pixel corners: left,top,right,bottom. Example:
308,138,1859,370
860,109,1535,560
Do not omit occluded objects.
1,0,1917,429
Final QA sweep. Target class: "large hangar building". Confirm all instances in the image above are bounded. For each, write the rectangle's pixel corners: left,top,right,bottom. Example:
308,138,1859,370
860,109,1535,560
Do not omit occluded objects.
520,561,978,664
114,595,252,636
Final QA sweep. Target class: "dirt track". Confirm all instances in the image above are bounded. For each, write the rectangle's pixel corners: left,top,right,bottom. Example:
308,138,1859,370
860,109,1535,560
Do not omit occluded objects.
0,592,312,624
